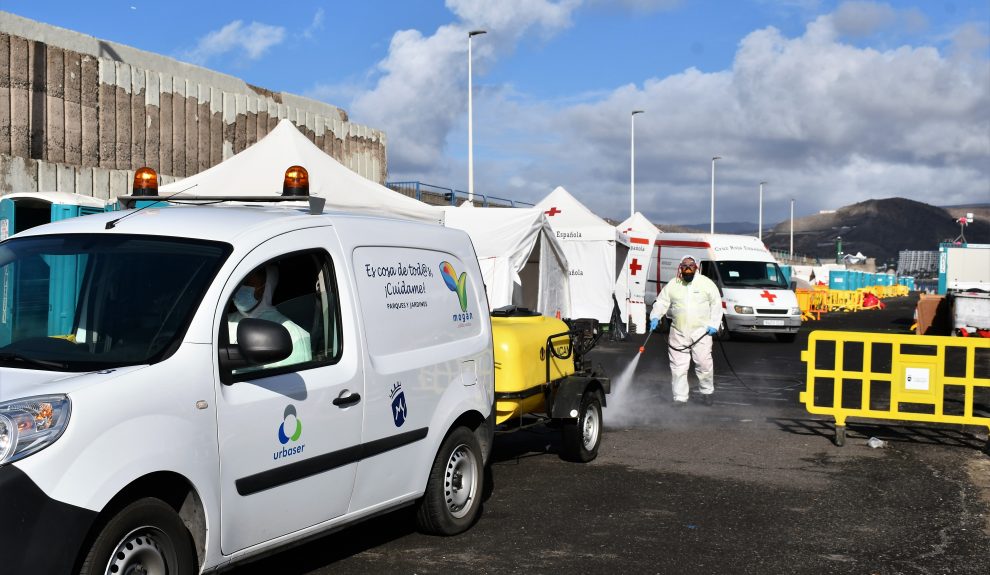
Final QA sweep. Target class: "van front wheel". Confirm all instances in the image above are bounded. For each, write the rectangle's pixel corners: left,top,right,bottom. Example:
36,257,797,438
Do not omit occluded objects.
416,426,483,535
79,497,196,575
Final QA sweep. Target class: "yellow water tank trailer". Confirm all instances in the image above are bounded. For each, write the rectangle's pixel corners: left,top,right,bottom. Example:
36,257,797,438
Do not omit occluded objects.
491,313,575,425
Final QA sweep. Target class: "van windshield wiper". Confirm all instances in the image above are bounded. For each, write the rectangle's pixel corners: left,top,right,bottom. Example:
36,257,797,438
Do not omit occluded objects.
0,352,68,370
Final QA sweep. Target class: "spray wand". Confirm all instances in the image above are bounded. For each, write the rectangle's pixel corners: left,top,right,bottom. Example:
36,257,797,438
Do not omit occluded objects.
638,329,654,354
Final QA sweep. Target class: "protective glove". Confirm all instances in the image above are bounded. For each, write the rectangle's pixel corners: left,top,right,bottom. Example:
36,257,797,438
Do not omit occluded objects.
650,318,659,331
706,326,718,336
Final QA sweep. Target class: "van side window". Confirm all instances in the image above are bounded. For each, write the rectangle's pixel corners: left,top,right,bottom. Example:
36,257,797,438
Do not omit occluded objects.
225,250,342,379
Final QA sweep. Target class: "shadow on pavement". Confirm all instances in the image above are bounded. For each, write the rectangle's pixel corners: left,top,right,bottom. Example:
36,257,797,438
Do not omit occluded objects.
769,416,989,451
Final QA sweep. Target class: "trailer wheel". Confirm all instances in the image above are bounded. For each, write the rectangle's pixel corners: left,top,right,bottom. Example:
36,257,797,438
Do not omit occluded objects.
416,426,483,535
79,497,197,575
561,390,603,463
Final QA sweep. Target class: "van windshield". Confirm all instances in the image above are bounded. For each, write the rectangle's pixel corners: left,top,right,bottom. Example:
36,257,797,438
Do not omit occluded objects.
0,234,231,371
715,260,789,289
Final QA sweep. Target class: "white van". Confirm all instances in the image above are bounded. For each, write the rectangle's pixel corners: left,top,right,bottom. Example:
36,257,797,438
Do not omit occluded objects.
650,233,801,342
0,198,494,573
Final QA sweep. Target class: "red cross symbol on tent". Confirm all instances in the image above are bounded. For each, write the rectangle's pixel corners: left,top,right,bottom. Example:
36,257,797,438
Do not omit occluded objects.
545,207,562,216
629,258,642,276
759,290,777,303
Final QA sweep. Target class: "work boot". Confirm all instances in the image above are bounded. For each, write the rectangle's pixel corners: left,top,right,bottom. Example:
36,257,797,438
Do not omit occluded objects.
672,400,688,408
702,394,715,407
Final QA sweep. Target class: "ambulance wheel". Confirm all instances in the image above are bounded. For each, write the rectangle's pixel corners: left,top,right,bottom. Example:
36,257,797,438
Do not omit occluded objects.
561,390,603,463
775,332,797,343
416,426,483,535
79,497,197,575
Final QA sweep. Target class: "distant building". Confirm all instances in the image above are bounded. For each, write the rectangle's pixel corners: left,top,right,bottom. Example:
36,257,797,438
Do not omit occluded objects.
897,250,939,276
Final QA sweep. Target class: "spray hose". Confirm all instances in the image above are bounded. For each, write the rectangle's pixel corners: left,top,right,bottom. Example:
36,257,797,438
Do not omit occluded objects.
643,327,805,396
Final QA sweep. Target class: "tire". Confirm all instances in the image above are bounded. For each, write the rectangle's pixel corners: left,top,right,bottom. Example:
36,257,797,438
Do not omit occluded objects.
79,497,197,575
775,332,797,343
561,390,603,463
416,426,484,535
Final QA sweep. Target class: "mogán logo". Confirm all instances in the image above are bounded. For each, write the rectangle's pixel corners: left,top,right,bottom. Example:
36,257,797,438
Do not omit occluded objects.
440,261,472,322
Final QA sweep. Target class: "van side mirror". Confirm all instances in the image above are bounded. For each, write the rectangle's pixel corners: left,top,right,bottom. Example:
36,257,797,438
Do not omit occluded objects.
219,318,293,374
789,280,797,290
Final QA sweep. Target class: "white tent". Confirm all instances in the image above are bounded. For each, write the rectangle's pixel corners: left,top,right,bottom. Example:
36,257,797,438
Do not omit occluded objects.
534,186,620,323
614,212,660,334
441,204,571,318
158,119,441,224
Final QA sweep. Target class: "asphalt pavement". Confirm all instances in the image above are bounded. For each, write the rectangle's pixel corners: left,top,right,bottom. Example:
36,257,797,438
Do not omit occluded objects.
235,294,990,575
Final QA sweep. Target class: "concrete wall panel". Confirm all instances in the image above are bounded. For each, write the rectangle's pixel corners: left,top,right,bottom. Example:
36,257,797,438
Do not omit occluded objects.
184,79,196,175
144,70,159,171
79,54,98,166
44,45,64,163
0,34,11,155
92,166,110,200
63,49,81,164
197,84,210,173
130,66,145,168
97,58,115,167
158,73,172,175
113,62,131,170
170,76,185,176
9,35,30,158
28,40,46,160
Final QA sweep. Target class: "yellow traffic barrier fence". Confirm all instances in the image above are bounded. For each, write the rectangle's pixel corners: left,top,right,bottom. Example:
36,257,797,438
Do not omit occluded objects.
800,330,990,446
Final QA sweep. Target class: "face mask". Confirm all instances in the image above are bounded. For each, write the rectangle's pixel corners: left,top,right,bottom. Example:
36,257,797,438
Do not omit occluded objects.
681,270,696,282
233,285,259,313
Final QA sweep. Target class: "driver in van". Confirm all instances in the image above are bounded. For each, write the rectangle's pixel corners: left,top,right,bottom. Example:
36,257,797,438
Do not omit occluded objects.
649,255,723,407
228,265,312,369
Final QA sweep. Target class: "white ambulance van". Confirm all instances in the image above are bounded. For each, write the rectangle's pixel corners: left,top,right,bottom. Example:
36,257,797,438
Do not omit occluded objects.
652,233,801,342
0,189,494,572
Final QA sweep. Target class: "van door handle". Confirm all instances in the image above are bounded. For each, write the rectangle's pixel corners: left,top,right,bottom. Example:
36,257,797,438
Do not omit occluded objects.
332,393,361,408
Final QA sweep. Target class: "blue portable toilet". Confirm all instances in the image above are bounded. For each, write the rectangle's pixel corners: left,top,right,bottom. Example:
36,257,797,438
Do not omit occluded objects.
0,192,113,345
779,265,792,285
829,269,849,290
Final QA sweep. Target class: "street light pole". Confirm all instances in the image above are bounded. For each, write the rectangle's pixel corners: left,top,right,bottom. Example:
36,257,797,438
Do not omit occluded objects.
710,156,721,234
630,110,644,218
467,29,486,203
789,198,795,261
758,181,767,241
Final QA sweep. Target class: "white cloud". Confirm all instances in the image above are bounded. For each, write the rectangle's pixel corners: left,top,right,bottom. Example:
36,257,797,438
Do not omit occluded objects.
587,0,682,13
183,20,285,64
303,8,325,40
317,2,988,226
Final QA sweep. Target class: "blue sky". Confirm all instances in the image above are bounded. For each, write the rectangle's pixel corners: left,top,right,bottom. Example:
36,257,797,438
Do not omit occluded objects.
4,1,989,227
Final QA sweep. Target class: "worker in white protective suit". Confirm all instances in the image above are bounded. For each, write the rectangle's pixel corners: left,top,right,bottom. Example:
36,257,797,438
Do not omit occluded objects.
228,265,312,371
649,255,723,407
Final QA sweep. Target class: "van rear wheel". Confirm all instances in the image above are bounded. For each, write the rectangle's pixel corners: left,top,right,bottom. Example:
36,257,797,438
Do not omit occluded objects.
561,390,603,463
79,497,196,575
416,426,483,535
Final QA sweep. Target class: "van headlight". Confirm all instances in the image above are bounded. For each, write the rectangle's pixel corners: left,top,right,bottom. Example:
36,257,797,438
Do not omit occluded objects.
790,307,801,315
0,395,71,465
733,305,754,314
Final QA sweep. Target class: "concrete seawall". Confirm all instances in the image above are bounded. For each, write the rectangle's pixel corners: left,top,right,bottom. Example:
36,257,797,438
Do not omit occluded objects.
0,11,387,198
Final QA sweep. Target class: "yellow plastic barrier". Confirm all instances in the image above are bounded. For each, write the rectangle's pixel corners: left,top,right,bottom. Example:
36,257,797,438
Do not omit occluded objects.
800,331,990,446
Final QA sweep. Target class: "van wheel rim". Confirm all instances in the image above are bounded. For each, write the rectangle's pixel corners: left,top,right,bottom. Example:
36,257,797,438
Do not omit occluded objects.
583,405,600,450
105,526,174,575
444,443,478,519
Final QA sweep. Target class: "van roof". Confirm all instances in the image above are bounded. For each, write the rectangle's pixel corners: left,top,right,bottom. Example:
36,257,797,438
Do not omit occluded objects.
9,203,433,244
